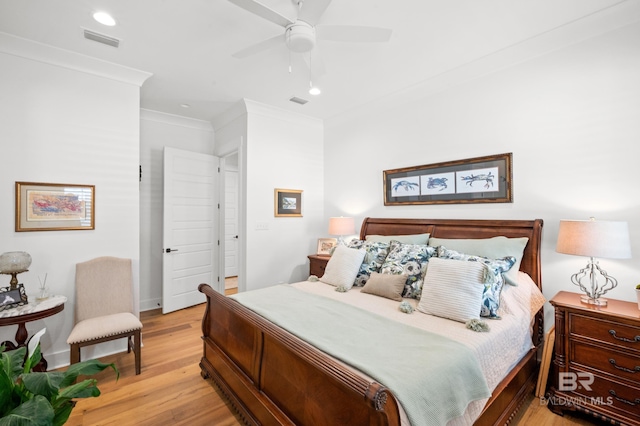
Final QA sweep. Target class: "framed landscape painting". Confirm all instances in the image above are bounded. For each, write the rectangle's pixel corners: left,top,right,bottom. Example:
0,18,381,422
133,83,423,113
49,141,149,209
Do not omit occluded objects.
274,188,303,217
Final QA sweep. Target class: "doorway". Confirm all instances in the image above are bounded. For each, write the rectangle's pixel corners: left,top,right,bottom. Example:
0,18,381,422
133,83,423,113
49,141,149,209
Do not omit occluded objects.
222,152,239,295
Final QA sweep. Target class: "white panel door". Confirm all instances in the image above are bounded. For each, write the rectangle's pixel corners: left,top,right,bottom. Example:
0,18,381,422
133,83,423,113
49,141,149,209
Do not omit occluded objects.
163,147,218,314
224,170,239,277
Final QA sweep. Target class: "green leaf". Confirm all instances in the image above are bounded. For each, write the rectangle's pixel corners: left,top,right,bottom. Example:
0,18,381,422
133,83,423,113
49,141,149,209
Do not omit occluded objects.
21,372,65,400
1,348,27,383
0,395,54,426
51,401,75,426
56,379,100,401
0,368,17,416
22,345,41,375
59,359,118,388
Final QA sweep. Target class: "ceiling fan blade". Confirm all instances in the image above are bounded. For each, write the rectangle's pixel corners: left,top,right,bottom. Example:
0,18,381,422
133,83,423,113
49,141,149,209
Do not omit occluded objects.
228,0,294,28
297,0,332,26
316,25,392,43
232,34,283,59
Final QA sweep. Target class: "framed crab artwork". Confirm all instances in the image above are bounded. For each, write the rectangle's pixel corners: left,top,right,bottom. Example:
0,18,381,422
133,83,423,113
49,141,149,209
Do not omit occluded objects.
383,153,512,205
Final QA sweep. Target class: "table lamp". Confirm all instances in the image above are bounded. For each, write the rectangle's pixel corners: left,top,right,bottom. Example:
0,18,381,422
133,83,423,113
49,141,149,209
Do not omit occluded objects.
328,217,355,246
0,251,32,290
556,218,631,306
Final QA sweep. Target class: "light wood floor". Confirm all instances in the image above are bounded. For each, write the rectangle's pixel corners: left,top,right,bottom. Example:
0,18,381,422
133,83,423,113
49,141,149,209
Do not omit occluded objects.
64,295,604,426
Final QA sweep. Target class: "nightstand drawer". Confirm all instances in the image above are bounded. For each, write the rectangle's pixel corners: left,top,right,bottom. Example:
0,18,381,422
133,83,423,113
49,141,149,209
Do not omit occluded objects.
571,370,640,421
308,255,330,278
570,313,640,352
310,262,326,277
571,340,640,384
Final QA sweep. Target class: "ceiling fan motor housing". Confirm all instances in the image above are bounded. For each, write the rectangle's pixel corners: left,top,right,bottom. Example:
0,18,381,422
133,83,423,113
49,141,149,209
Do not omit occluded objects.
285,21,316,53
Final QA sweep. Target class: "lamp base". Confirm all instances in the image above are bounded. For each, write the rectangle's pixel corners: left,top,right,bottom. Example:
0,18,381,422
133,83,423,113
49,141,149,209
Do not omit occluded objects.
580,295,608,306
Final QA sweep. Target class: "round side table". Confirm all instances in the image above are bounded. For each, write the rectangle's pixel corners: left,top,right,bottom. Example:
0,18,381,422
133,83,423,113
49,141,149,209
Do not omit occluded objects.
0,295,66,371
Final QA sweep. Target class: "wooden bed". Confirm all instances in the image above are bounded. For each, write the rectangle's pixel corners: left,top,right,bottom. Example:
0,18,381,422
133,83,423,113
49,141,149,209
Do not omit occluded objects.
199,217,544,425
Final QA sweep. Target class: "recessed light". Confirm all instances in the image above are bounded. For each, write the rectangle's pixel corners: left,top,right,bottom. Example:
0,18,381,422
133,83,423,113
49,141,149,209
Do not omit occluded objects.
308,86,321,96
93,12,116,26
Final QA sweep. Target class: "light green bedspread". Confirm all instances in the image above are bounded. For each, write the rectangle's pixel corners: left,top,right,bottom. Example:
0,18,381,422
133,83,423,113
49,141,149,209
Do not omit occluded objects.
231,285,490,426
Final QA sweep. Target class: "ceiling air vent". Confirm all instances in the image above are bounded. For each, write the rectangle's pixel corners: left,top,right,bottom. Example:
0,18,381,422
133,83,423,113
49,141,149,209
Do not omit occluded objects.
83,29,120,48
289,96,308,105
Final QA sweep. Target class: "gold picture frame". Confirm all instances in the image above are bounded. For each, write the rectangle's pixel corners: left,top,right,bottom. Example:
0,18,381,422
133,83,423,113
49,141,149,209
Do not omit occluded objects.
316,238,337,255
274,188,302,217
15,182,95,231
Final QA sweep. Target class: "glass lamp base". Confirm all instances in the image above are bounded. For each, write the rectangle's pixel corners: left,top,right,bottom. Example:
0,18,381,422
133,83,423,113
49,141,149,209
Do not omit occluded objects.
580,295,608,306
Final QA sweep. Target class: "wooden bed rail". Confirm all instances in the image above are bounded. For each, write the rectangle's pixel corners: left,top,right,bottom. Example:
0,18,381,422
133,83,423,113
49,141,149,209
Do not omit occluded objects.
199,283,402,425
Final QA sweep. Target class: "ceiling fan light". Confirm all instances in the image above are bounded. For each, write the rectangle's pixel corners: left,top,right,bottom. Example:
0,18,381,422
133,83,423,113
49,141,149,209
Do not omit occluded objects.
93,11,116,26
309,86,321,96
285,22,315,53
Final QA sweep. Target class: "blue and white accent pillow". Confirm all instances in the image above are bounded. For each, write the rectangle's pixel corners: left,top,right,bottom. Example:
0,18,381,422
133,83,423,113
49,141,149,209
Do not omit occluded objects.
347,240,390,286
436,246,516,319
380,241,436,299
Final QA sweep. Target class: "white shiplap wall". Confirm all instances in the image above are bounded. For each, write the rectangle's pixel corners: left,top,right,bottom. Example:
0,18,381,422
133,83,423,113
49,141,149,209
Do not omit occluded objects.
0,34,149,369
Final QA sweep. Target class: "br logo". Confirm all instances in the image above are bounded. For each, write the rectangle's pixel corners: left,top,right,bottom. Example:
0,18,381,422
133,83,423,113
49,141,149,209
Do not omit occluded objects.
558,372,594,391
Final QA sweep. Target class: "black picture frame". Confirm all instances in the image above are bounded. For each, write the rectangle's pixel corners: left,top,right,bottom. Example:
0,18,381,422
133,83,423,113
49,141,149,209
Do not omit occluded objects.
0,284,28,310
383,153,512,205
274,189,303,217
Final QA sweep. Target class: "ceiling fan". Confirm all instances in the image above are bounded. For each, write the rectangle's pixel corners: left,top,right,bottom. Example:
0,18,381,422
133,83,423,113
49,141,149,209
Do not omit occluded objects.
228,0,392,72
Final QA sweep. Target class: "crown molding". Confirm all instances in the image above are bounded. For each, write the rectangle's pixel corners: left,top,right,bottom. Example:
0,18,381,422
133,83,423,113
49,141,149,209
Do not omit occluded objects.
0,31,152,87
140,109,214,131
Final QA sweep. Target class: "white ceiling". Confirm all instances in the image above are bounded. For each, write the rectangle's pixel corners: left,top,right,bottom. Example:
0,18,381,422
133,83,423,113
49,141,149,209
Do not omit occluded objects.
0,0,635,122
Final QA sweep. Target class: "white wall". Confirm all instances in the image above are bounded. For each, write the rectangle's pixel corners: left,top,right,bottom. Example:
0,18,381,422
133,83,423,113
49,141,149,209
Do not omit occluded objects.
139,109,214,310
325,21,640,328
0,34,149,368
214,100,325,291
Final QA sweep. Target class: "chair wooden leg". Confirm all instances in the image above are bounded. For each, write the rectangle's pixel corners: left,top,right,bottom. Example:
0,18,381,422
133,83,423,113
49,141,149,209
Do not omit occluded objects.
134,329,141,375
70,343,81,365
127,335,132,354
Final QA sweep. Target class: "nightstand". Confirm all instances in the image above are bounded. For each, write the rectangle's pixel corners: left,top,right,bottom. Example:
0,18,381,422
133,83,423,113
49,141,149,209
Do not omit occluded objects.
307,254,330,278
549,291,640,425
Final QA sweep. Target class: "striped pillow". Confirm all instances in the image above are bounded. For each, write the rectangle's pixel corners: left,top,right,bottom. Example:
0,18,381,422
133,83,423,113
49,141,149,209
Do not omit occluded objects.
417,257,485,323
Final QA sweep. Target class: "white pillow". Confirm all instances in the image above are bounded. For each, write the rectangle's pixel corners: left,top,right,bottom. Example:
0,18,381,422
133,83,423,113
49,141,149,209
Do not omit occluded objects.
499,272,546,320
417,257,485,323
428,236,528,286
319,245,366,290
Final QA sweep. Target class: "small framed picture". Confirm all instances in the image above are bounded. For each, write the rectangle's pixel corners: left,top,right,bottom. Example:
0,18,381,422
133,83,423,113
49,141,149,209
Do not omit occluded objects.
274,188,303,217
0,284,28,311
317,238,337,255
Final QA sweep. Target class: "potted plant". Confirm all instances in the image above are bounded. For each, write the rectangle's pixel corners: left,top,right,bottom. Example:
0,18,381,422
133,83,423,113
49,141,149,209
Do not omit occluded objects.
0,328,117,426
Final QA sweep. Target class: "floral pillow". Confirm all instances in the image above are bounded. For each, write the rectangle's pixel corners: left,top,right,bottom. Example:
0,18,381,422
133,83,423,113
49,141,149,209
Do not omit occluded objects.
436,246,516,319
380,241,436,299
347,240,390,286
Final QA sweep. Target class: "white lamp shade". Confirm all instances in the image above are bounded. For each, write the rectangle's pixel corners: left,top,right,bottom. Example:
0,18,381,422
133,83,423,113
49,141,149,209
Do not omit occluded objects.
556,219,631,259
0,251,32,273
328,217,355,236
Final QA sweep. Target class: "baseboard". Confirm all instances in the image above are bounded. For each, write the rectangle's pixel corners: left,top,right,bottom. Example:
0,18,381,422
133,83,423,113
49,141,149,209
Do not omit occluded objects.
46,339,140,371
140,297,161,312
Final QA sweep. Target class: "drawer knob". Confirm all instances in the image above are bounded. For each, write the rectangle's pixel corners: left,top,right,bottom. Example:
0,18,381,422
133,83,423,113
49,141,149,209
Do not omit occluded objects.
608,329,640,343
609,358,640,374
609,390,640,406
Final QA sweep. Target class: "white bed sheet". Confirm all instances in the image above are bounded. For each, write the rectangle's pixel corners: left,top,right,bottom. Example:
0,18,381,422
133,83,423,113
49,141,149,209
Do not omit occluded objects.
289,271,544,425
